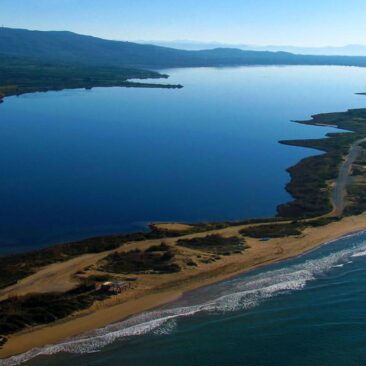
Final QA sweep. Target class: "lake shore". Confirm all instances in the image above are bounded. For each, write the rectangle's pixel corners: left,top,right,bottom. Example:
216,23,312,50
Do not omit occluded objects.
2,212,366,360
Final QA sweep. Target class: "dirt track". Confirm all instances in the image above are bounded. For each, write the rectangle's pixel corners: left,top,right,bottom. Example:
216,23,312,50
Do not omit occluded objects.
331,137,366,215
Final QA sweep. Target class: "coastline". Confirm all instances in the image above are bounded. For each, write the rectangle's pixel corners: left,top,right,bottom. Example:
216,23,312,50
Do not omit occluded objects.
0,81,183,105
0,56,184,104
2,212,366,360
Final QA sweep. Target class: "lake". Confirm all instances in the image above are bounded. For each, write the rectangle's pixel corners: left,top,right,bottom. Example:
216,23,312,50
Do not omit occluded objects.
0,66,365,253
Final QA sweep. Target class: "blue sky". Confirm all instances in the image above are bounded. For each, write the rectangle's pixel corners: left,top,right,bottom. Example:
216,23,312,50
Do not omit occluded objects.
1,0,366,46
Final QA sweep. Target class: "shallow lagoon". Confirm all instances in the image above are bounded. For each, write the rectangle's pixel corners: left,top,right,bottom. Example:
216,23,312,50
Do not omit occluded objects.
0,66,365,252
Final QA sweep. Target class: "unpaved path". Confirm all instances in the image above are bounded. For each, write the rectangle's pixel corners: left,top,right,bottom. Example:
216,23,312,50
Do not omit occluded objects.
331,137,366,215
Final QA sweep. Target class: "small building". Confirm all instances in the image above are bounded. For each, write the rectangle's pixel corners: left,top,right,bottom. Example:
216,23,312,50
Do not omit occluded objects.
96,281,130,294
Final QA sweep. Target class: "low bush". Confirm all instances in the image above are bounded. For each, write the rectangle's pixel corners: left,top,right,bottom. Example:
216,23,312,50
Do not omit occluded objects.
177,235,246,254
100,246,180,274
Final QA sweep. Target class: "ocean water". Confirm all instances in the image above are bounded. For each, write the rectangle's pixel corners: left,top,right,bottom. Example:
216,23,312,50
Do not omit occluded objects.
0,66,365,253
4,230,366,366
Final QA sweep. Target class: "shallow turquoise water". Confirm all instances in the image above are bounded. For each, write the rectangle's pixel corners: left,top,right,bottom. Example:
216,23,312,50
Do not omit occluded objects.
6,230,366,366
0,66,365,253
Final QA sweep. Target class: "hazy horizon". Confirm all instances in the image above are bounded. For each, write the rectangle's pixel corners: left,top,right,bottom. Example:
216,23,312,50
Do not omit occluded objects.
4,26,366,56
1,0,366,47
137,39,366,56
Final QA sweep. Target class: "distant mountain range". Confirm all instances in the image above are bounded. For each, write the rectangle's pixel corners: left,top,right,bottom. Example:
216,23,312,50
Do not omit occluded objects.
2,27,366,69
140,40,366,56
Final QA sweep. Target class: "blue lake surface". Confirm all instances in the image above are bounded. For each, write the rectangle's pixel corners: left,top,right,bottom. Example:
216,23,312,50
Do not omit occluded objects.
0,65,365,253
7,229,366,366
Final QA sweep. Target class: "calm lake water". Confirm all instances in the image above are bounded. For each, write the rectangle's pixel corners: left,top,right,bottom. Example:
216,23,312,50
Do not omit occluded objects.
1,65,366,253
6,230,366,366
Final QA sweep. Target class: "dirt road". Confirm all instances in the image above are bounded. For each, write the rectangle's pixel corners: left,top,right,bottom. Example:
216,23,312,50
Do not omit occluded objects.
331,137,366,215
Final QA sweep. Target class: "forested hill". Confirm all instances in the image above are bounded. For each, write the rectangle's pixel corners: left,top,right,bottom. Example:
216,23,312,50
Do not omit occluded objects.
3,27,366,68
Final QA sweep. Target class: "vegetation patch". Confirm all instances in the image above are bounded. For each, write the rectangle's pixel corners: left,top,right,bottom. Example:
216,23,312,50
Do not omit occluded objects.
344,183,366,215
352,165,365,176
176,235,246,255
307,217,341,227
240,217,341,238
354,150,366,165
186,217,289,232
0,55,182,99
145,242,170,252
0,284,112,346
185,259,197,266
240,222,304,238
100,245,180,274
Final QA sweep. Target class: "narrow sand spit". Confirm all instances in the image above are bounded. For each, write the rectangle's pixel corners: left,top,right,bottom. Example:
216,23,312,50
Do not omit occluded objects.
2,212,366,359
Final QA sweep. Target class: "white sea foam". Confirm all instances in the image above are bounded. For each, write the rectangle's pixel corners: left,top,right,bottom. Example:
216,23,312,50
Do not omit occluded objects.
351,249,366,258
2,235,366,366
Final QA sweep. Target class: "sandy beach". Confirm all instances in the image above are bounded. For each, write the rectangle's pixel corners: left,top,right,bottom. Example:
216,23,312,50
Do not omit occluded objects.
2,212,366,359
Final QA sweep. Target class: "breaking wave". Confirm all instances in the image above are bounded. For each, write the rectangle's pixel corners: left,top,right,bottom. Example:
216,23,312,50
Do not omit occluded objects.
2,232,366,366
351,249,366,258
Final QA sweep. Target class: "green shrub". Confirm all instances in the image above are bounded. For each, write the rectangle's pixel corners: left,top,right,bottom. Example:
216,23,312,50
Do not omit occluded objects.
177,235,246,254
240,222,304,238
100,247,180,274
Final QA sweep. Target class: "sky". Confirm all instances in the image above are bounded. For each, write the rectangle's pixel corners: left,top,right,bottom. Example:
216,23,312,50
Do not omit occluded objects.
1,0,366,46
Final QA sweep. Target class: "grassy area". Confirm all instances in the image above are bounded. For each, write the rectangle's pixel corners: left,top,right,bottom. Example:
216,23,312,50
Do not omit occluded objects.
240,217,340,239
344,183,366,215
0,55,182,99
307,217,341,227
186,217,290,232
176,235,246,255
351,166,365,176
99,245,180,274
240,222,304,238
145,242,171,252
345,148,366,215
240,217,341,239
354,150,366,165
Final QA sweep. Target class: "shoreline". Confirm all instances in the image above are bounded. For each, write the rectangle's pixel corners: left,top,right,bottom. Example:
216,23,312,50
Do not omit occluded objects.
0,81,183,105
2,212,366,360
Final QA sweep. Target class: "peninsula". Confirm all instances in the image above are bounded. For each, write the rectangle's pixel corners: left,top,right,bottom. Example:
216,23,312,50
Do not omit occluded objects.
0,55,183,101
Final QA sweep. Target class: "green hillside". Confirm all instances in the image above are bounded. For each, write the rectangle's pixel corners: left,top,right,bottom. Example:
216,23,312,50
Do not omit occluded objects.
3,27,366,69
0,55,181,99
